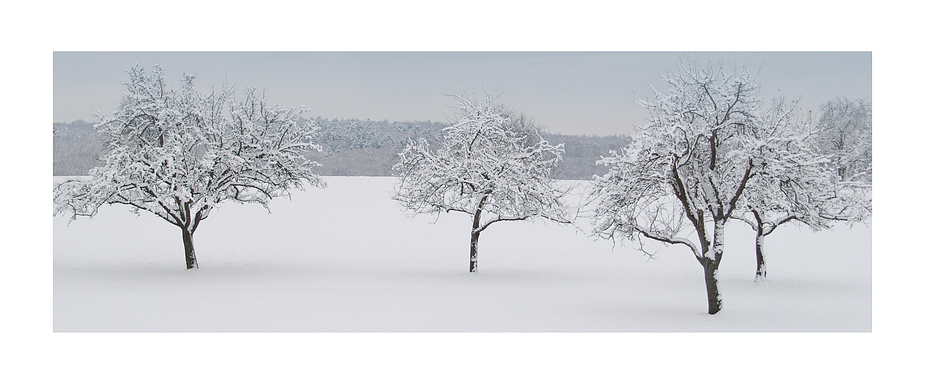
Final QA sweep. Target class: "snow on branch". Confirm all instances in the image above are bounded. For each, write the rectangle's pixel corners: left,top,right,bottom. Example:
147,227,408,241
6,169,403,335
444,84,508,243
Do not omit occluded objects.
54,64,326,230
392,94,573,229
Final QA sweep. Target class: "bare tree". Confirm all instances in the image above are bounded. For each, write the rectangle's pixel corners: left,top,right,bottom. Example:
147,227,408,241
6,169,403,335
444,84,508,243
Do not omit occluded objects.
590,58,814,314
54,65,325,269
392,94,572,273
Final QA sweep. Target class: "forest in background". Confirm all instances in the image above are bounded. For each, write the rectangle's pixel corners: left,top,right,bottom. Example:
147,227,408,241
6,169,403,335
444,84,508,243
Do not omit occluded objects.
52,118,632,180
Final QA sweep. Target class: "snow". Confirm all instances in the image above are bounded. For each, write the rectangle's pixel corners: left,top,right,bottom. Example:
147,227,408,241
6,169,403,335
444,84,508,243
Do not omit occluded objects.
54,176,871,332
49,175,877,381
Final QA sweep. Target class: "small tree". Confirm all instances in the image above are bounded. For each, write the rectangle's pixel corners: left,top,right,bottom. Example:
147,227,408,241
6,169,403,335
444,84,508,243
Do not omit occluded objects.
734,99,872,280
815,97,872,183
54,65,325,269
392,94,571,273
590,58,811,314
733,100,839,280
815,98,873,223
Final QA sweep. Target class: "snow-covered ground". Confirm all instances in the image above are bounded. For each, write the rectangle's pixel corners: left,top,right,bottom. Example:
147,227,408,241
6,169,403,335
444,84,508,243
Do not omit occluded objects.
54,176,870,332
43,175,893,382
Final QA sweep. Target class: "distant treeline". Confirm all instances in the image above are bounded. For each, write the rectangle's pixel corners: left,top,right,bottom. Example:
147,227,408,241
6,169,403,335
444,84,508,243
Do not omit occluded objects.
53,120,101,176
53,118,631,180
543,133,632,180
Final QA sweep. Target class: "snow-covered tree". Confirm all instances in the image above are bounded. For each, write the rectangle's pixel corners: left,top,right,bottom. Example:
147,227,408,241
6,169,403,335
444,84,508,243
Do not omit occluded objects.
732,98,872,280
53,65,325,269
815,97,872,183
392,94,572,273
733,99,840,280
590,58,811,314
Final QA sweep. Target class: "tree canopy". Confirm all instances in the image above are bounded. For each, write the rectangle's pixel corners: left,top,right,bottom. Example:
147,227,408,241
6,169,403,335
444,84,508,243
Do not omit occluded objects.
54,65,325,269
392,94,572,272
590,58,831,313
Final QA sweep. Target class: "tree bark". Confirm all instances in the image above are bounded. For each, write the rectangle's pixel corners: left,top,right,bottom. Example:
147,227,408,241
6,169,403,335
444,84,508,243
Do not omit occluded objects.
181,227,199,270
755,231,767,281
469,194,489,273
469,230,480,273
702,260,722,315
701,220,725,315
751,210,768,281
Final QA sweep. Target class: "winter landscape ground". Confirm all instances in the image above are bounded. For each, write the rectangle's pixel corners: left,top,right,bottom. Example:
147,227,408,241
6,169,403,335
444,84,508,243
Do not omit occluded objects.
54,176,871,332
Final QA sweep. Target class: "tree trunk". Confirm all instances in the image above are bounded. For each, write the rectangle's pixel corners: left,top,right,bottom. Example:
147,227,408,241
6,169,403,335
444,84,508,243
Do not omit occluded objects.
751,211,768,281
755,231,767,281
702,221,725,315
182,227,199,270
702,259,722,315
469,230,480,273
469,194,489,273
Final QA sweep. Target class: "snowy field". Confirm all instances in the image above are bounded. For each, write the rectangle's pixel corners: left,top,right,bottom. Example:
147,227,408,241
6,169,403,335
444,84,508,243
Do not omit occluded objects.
54,176,871,332
41,175,896,382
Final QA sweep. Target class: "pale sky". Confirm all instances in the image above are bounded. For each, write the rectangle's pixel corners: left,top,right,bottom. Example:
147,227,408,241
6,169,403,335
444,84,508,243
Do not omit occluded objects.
54,52,871,137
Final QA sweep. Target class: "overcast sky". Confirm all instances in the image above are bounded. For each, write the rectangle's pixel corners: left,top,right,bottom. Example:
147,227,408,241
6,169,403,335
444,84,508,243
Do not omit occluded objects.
54,51,870,137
